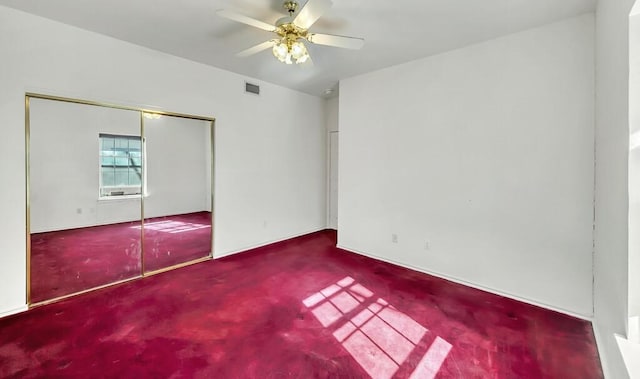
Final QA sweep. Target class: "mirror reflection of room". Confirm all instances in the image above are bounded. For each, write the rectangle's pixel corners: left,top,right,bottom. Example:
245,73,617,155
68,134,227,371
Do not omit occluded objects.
29,98,143,303
142,114,213,273
28,96,214,304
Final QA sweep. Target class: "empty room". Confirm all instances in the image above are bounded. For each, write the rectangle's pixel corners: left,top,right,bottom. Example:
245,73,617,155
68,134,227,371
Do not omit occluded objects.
0,0,638,378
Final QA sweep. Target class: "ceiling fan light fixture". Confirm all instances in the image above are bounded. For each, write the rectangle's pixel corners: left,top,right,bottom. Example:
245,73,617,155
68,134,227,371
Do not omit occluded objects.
219,0,363,66
272,38,310,64
296,53,309,64
290,41,305,58
273,41,289,62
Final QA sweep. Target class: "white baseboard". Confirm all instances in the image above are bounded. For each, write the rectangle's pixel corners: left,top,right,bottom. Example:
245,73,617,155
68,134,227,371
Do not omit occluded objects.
337,244,593,321
0,305,28,319
215,227,326,259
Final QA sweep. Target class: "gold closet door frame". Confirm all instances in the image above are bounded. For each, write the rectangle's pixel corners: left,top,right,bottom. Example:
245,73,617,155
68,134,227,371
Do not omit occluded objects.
25,92,215,307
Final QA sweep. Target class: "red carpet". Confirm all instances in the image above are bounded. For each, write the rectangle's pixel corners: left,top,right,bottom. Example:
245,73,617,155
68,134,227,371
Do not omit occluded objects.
4,230,601,378
142,211,212,272
30,212,211,303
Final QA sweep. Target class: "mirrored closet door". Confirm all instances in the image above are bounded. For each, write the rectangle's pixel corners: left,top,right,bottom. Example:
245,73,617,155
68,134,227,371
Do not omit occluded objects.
142,114,213,273
28,97,143,303
27,95,214,305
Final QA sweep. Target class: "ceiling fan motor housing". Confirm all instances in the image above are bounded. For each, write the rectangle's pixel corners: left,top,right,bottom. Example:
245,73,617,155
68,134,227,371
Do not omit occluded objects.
276,22,307,40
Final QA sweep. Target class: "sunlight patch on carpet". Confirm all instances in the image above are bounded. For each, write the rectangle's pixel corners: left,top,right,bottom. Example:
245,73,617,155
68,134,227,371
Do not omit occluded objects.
303,277,452,379
133,220,210,234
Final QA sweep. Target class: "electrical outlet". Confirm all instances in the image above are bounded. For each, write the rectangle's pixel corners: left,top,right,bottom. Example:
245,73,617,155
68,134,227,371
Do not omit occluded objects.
263,220,267,228
392,234,398,243
425,241,430,250
76,208,82,214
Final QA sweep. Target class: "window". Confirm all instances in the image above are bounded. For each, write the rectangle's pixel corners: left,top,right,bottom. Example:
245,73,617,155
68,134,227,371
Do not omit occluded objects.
99,134,143,197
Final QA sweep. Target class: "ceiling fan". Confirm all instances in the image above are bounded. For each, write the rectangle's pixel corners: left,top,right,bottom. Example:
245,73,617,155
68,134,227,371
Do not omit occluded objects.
216,0,364,65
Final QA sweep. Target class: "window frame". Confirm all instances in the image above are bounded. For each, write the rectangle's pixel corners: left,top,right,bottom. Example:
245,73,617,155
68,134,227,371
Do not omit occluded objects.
98,133,146,200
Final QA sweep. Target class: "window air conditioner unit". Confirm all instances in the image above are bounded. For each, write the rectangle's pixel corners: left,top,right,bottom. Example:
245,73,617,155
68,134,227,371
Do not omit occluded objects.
105,186,140,197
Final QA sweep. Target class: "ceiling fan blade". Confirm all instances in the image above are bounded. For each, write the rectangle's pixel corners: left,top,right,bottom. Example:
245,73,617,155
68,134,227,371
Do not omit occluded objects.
292,0,333,29
216,9,276,32
307,33,364,49
237,40,277,57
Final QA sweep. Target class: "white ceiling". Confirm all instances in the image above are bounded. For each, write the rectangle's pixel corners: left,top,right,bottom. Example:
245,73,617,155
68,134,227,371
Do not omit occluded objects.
0,0,596,97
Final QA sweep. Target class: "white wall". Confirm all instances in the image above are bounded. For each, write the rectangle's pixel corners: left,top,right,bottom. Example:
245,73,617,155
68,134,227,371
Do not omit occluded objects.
30,99,212,233
339,15,595,317
0,6,326,315
326,96,339,229
326,97,339,133
143,115,211,219
595,0,635,377
29,98,143,233
628,8,640,325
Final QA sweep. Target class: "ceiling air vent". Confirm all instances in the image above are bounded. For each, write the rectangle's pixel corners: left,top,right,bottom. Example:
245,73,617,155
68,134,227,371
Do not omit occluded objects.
245,82,260,95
